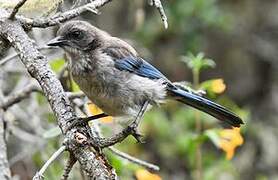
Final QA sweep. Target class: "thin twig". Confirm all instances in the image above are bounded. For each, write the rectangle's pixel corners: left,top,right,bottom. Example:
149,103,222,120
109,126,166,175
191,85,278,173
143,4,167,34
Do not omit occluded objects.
17,0,113,28
0,53,17,66
75,101,145,148
0,84,40,110
0,71,11,179
87,117,146,148
10,126,42,143
0,46,58,66
33,146,66,180
108,147,160,171
149,0,168,29
9,0,28,20
61,153,77,180
0,19,117,178
78,103,160,171
9,141,45,166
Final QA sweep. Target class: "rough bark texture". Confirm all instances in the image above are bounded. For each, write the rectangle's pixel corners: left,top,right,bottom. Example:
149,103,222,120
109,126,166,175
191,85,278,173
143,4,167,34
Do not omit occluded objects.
0,0,167,178
0,15,116,179
0,112,10,180
0,10,10,58
0,69,11,180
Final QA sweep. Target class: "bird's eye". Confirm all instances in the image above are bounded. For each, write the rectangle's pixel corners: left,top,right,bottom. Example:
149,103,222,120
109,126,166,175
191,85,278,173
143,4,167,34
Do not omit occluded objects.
70,31,83,39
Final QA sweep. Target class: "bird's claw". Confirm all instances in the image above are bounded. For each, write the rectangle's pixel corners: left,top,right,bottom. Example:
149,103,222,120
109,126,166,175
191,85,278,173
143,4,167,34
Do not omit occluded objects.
65,114,107,132
65,117,89,132
195,89,206,96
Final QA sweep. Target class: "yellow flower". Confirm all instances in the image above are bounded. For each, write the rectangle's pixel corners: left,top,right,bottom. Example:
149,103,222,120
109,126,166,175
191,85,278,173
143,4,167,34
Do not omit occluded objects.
219,127,243,160
87,103,113,123
135,169,161,180
211,79,226,94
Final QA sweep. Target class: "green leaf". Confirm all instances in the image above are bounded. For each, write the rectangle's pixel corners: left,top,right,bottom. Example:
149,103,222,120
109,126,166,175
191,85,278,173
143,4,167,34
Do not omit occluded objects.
50,58,65,73
181,52,215,72
205,129,221,147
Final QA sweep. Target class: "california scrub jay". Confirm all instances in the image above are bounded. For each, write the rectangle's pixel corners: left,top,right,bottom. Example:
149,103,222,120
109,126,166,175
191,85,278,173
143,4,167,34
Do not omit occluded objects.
47,20,243,133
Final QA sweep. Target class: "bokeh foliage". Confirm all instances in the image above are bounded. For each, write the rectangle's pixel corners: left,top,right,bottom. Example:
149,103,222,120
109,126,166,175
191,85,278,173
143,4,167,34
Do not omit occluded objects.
5,0,255,179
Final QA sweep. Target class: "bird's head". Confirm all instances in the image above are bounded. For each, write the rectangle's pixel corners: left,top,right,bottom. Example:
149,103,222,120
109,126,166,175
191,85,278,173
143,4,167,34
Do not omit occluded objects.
47,21,109,52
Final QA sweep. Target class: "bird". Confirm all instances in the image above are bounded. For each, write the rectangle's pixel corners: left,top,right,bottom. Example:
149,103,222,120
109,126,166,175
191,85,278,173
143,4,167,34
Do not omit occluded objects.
47,20,243,135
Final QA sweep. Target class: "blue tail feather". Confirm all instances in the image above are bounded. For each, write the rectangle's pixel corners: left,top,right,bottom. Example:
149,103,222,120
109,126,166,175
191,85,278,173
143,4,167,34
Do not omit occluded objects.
168,87,244,127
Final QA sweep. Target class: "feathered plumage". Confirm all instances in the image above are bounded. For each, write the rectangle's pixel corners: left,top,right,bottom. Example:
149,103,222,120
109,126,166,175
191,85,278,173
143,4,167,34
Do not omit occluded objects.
47,20,244,127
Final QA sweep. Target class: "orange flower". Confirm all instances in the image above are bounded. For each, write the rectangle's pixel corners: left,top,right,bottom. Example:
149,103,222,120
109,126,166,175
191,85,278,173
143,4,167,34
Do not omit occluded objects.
135,169,161,180
211,79,226,94
87,103,113,123
219,127,243,160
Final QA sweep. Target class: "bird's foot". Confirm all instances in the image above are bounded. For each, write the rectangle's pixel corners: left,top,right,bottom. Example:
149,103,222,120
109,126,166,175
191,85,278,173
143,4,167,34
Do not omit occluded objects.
65,113,108,132
65,117,88,132
195,89,206,96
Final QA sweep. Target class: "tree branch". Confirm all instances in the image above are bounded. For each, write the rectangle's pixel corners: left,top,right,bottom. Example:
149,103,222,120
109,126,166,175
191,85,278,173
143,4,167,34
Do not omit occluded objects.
0,83,40,110
0,110,11,180
0,46,58,66
149,0,168,29
33,146,66,180
108,147,160,171
0,0,169,178
9,0,28,20
61,153,77,180
17,0,113,28
80,105,160,171
0,17,116,179
0,71,11,180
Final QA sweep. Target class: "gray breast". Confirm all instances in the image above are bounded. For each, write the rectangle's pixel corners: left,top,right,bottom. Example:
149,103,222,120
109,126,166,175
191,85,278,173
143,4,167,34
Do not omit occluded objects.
68,51,167,117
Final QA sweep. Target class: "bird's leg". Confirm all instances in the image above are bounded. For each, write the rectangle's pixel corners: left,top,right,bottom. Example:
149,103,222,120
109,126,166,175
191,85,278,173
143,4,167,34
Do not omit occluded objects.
66,113,108,131
128,101,149,143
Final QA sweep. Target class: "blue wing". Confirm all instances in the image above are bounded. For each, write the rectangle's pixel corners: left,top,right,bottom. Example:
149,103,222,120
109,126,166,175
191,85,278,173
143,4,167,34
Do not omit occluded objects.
103,46,243,127
102,46,169,81
114,56,169,81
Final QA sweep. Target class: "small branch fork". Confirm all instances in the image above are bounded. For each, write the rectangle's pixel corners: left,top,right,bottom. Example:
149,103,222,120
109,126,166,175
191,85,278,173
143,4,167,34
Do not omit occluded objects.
1,0,168,66
33,146,67,180
81,103,160,172
0,46,58,66
17,0,113,28
12,0,168,29
77,101,149,149
0,83,40,110
0,0,168,179
9,0,28,20
0,17,116,179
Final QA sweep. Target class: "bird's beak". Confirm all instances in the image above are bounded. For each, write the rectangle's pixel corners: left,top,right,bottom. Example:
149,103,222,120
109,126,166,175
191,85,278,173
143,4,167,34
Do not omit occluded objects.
47,36,67,47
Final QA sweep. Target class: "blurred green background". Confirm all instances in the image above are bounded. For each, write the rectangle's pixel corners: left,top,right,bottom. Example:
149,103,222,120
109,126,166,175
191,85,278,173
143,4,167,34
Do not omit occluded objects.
3,0,278,180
